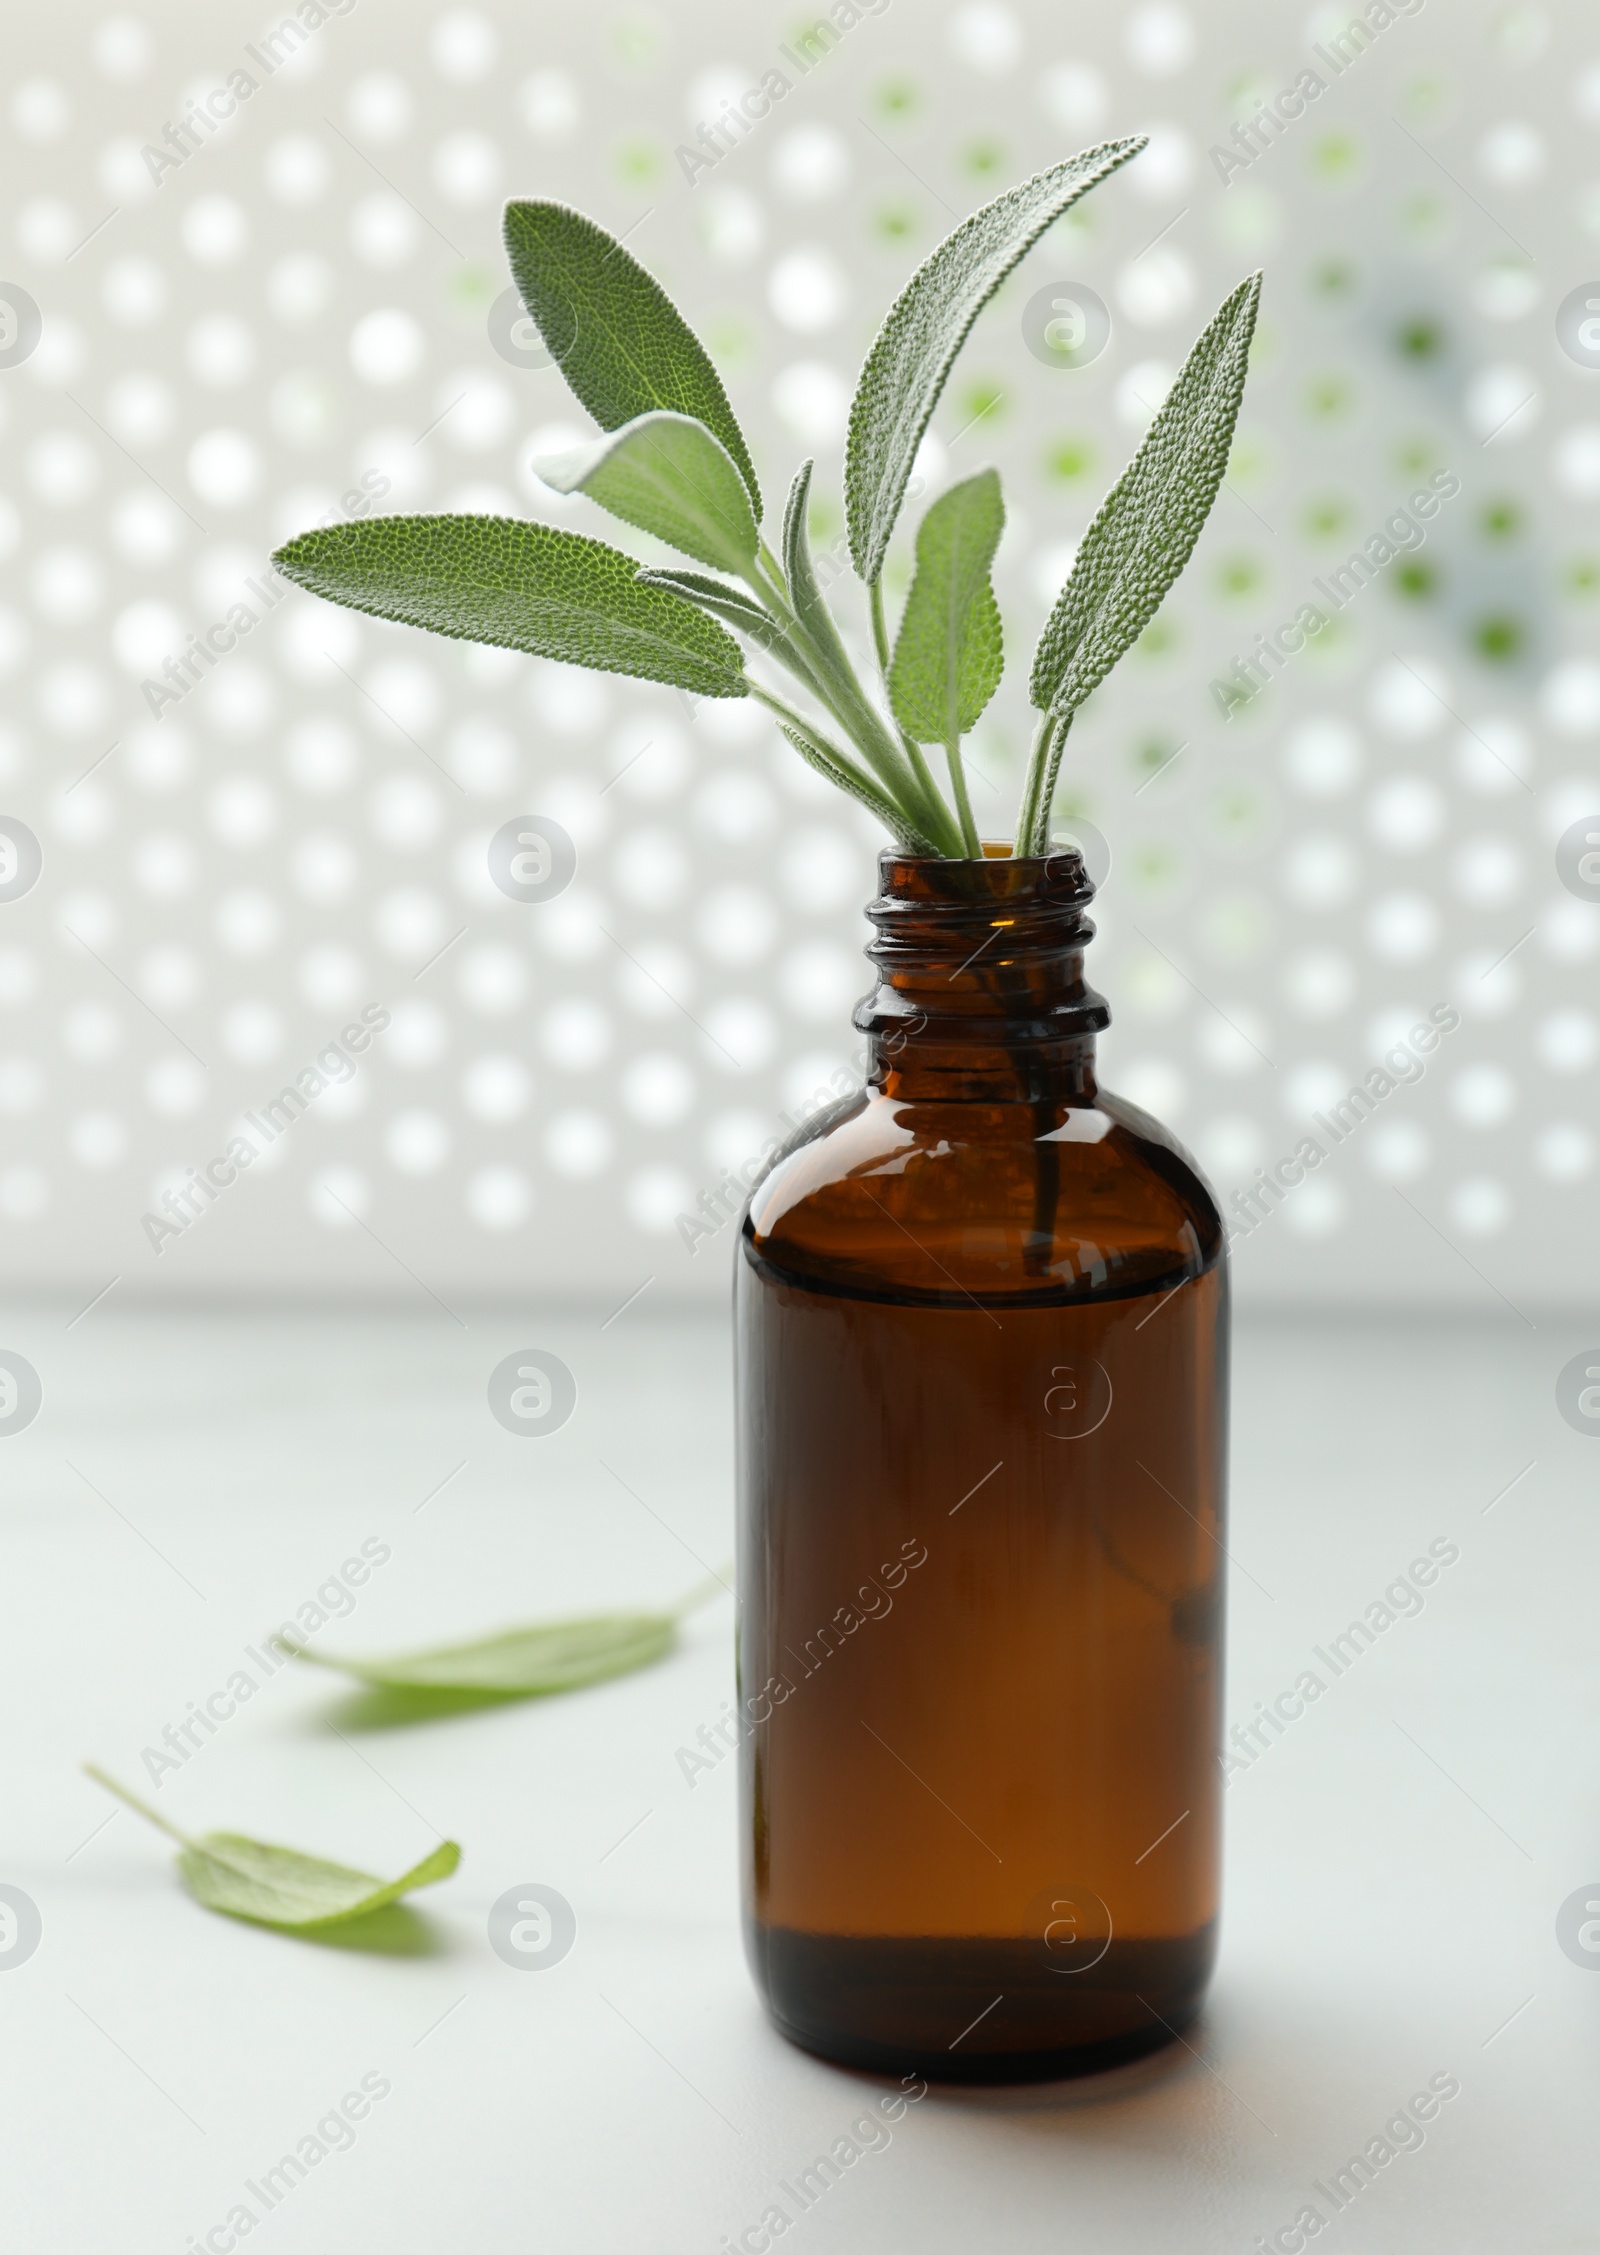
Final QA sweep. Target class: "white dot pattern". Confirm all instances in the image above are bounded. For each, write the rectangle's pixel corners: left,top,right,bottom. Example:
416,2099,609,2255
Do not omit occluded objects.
0,4,1590,1306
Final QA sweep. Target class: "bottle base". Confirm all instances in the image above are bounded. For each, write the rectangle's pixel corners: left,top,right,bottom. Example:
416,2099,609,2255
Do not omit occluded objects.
749,1925,1214,2085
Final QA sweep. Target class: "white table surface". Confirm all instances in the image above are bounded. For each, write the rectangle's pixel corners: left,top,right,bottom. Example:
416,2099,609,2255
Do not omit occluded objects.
1,1295,1595,2253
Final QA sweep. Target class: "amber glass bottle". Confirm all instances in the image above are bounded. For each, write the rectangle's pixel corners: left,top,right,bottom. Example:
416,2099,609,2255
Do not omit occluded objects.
734,847,1227,2082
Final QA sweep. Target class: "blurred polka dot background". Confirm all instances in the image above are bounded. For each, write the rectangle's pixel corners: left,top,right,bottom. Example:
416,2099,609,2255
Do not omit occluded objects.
0,0,1595,1302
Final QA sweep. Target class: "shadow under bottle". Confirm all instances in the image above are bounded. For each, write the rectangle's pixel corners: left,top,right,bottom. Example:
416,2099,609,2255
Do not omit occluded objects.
735,848,1228,2082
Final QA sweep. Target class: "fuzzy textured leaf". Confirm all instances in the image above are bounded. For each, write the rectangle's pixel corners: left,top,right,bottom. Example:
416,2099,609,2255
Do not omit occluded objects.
178,1836,460,1929
533,411,759,576
504,200,761,515
293,1611,679,1697
635,567,781,649
272,515,746,698
1030,272,1263,722
888,469,1005,744
774,721,935,854
782,459,841,655
845,140,1144,585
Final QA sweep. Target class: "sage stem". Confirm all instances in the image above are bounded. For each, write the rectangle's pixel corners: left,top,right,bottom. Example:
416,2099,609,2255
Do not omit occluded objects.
944,737,982,857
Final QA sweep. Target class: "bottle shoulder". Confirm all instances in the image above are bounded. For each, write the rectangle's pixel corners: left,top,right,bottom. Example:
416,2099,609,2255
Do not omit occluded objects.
743,1087,1224,1307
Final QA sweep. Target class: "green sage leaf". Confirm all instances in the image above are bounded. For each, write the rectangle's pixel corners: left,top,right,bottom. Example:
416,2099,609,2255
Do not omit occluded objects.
83,1765,459,1931
781,458,843,656
773,721,936,854
635,567,781,647
178,1836,459,1929
271,515,747,698
504,200,761,515
287,1570,728,1701
533,410,759,576
1019,272,1261,853
888,469,1005,745
1030,272,1263,723
844,140,1144,586
295,1612,677,1697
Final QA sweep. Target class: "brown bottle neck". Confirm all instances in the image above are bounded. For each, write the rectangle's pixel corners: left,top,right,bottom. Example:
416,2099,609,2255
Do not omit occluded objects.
853,849,1110,1104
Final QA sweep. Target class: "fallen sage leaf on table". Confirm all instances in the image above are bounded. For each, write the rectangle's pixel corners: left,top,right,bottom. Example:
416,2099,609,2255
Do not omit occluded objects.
283,1568,730,1702
83,1765,459,1930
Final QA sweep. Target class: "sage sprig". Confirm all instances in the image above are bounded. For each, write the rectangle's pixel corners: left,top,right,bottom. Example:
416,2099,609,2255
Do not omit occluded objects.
84,1764,460,1932
273,151,1262,859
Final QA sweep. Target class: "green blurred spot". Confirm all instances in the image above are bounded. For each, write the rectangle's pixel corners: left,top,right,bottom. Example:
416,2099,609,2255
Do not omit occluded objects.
957,378,1006,430
705,316,754,367
1480,498,1522,541
1215,553,1265,600
1245,316,1278,371
1128,842,1181,894
613,11,661,69
1392,559,1438,601
1395,435,1442,478
1133,734,1182,782
1045,435,1096,483
1302,495,1351,542
1304,371,1354,420
1226,435,1272,489
875,77,919,119
1395,316,1446,361
1565,556,1600,597
1311,257,1356,299
449,265,496,315
1471,613,1525,662
1401,192,1451,245
1399,74,1448,122
962,136,1006,178
874,199,918,242
1302,611,1352,661
1492,7,1548,62
1214,185,1285,257
807,492,843,544
1209,790,1261,836
614,137,664,187
1224,70,1273,110
1309,131,1364,185
1135,613,1181,661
